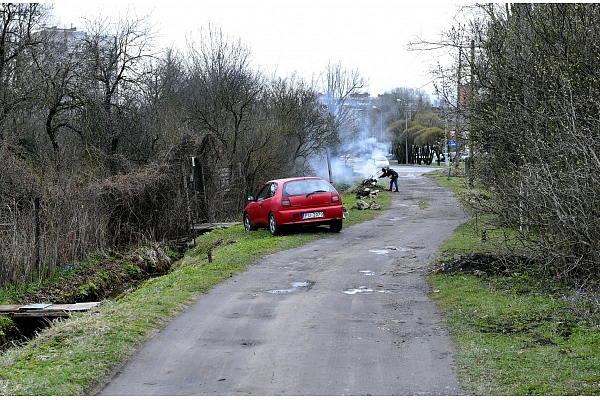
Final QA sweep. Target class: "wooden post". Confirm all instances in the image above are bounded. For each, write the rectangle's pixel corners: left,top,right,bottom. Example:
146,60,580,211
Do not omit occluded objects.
34,197,40,272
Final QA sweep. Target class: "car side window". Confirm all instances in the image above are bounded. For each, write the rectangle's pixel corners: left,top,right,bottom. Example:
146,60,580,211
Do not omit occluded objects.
267,183,277,198
256,185,270,201
257,183,277,200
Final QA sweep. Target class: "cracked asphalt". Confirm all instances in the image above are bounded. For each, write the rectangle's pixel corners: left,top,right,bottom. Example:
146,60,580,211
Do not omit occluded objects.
97,165,470,396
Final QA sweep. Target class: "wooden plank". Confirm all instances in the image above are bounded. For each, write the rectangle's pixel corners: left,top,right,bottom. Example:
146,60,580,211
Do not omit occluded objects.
19,303,52,311
34,304,71,312
66,302,100,311
0,302,100,317
12,312,66,318
0,305,22,312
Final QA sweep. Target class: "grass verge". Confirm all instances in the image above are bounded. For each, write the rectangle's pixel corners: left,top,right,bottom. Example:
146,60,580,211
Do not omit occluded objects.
0,186,390,395
429,168,600,396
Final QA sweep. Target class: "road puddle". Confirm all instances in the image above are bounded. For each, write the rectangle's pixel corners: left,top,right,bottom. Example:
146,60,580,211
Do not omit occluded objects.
344,286,391,295
265,281,313,294
397,247,415,252
369,249,389,255
369,246,399,255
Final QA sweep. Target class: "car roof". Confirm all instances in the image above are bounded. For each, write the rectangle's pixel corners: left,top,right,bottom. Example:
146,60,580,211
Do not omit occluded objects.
264,176,327,184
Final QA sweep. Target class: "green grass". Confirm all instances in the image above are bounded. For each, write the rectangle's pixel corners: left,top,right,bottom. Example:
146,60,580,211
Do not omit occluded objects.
430,272,600,395
428,168,600,395
0,185,391,396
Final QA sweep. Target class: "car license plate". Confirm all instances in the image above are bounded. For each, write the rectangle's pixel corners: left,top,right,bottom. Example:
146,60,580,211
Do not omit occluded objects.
302,211,324,219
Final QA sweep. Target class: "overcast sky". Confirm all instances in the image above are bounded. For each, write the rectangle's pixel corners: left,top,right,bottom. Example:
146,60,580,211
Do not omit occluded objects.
50,1,465,97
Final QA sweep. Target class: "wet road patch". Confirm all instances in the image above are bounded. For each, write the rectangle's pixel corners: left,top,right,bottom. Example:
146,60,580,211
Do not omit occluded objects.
264,281,314,294
343,286,391,294
369,249,389,255
369,246,399,255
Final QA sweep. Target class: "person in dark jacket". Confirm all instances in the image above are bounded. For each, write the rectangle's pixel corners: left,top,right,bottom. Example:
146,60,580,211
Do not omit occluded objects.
379,166,399,192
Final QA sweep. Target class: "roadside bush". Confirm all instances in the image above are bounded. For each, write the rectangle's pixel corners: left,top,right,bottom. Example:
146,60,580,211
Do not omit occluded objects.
463,4,600,281
87,163,186,247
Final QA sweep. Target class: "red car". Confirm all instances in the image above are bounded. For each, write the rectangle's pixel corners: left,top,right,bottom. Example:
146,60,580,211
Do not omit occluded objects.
243,177,344,235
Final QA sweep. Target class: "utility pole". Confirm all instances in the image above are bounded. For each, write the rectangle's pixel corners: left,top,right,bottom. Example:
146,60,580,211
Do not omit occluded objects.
372,106,382,142
405,110,411,165
466,38,475,180
455,43,462,167
397,99,411,165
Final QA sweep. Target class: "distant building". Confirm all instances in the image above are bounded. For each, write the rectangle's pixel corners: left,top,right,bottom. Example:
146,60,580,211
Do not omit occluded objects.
38,26,87,59
36,25,120,104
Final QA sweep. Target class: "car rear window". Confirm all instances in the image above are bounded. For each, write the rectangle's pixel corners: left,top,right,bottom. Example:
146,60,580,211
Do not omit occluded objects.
283,179,333,196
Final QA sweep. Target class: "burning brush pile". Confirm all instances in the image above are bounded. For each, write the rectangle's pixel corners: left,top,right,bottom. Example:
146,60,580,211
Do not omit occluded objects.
350,177,382,210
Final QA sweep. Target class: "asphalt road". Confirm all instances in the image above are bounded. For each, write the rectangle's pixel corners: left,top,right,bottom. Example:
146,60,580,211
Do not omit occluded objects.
97,165,470,396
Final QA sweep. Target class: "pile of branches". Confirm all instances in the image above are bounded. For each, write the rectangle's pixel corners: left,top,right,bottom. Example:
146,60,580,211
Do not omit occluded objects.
435,253,536,276
353,177,381,200
348,177,383,211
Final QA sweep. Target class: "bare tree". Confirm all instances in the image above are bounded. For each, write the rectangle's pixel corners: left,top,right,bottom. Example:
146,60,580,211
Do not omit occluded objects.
0,3,47,131
318,60,368,140
78,11,156,171
141,47,187,147
183,24,266,218
28,27,88,170
264,74,337,176
185,24,263,156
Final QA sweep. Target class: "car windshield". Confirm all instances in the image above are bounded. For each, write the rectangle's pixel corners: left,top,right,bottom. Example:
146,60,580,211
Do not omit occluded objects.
283,179,332,196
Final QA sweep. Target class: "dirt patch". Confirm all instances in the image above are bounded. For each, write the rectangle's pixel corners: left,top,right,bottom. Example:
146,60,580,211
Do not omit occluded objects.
434,253,536,276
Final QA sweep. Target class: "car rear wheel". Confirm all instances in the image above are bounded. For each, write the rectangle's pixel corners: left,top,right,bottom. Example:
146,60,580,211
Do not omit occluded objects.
330,219,343,233
243,213,255,231
268,213,280,236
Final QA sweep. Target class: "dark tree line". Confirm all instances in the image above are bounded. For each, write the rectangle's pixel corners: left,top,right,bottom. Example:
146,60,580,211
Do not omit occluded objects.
441,3,600,281
366,87,446,166
0,5,343,285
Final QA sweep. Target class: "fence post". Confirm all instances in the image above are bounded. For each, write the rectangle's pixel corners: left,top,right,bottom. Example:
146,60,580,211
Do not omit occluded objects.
35,197,40,271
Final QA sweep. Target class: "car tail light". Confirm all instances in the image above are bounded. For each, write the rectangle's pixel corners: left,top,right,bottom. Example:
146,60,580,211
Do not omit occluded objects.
331,193,340,202
281,197,291,207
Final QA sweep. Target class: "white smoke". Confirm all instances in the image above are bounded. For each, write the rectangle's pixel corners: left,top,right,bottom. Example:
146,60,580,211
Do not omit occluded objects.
310,94,394,185
310,137,392,185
